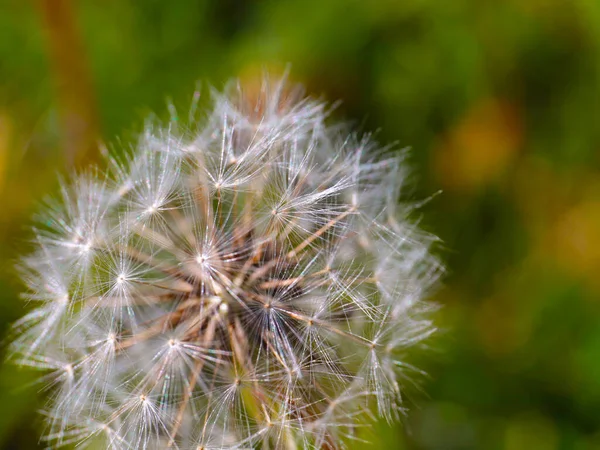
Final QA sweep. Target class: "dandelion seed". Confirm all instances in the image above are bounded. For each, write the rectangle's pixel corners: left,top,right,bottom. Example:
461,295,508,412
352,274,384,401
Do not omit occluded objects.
8,75,442,449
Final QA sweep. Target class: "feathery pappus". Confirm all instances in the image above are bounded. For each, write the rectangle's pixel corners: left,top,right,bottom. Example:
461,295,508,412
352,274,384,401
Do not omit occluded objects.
9,75,442,449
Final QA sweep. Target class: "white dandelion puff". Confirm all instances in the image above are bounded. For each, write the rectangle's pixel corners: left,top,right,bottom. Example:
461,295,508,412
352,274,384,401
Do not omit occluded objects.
8,75,442,449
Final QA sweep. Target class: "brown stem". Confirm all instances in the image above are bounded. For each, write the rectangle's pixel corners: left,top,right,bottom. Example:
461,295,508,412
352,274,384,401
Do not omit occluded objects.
248,207,355,284
167,313,219,447
38,0,100,168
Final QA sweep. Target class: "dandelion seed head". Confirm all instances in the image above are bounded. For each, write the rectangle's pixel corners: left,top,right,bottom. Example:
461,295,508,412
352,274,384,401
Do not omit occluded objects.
8,75,442,449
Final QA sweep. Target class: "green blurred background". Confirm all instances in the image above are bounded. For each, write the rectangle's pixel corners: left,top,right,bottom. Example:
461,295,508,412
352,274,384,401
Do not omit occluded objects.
2,0,600,448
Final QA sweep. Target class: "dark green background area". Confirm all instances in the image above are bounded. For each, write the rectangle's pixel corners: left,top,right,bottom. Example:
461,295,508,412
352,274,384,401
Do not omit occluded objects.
1,0,600,448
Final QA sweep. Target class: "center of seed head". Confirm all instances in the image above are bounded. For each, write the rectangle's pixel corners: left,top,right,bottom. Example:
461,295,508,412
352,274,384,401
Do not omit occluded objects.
208,295,229,315
208,295,221,305
219,302,229,315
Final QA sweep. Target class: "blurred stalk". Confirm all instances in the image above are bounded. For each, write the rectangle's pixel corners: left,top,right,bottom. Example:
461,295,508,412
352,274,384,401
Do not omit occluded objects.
38,0,99,168
0,114,9,193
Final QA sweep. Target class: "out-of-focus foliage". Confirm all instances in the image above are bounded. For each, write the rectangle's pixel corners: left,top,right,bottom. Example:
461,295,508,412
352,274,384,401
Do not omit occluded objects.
1,0,600,448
